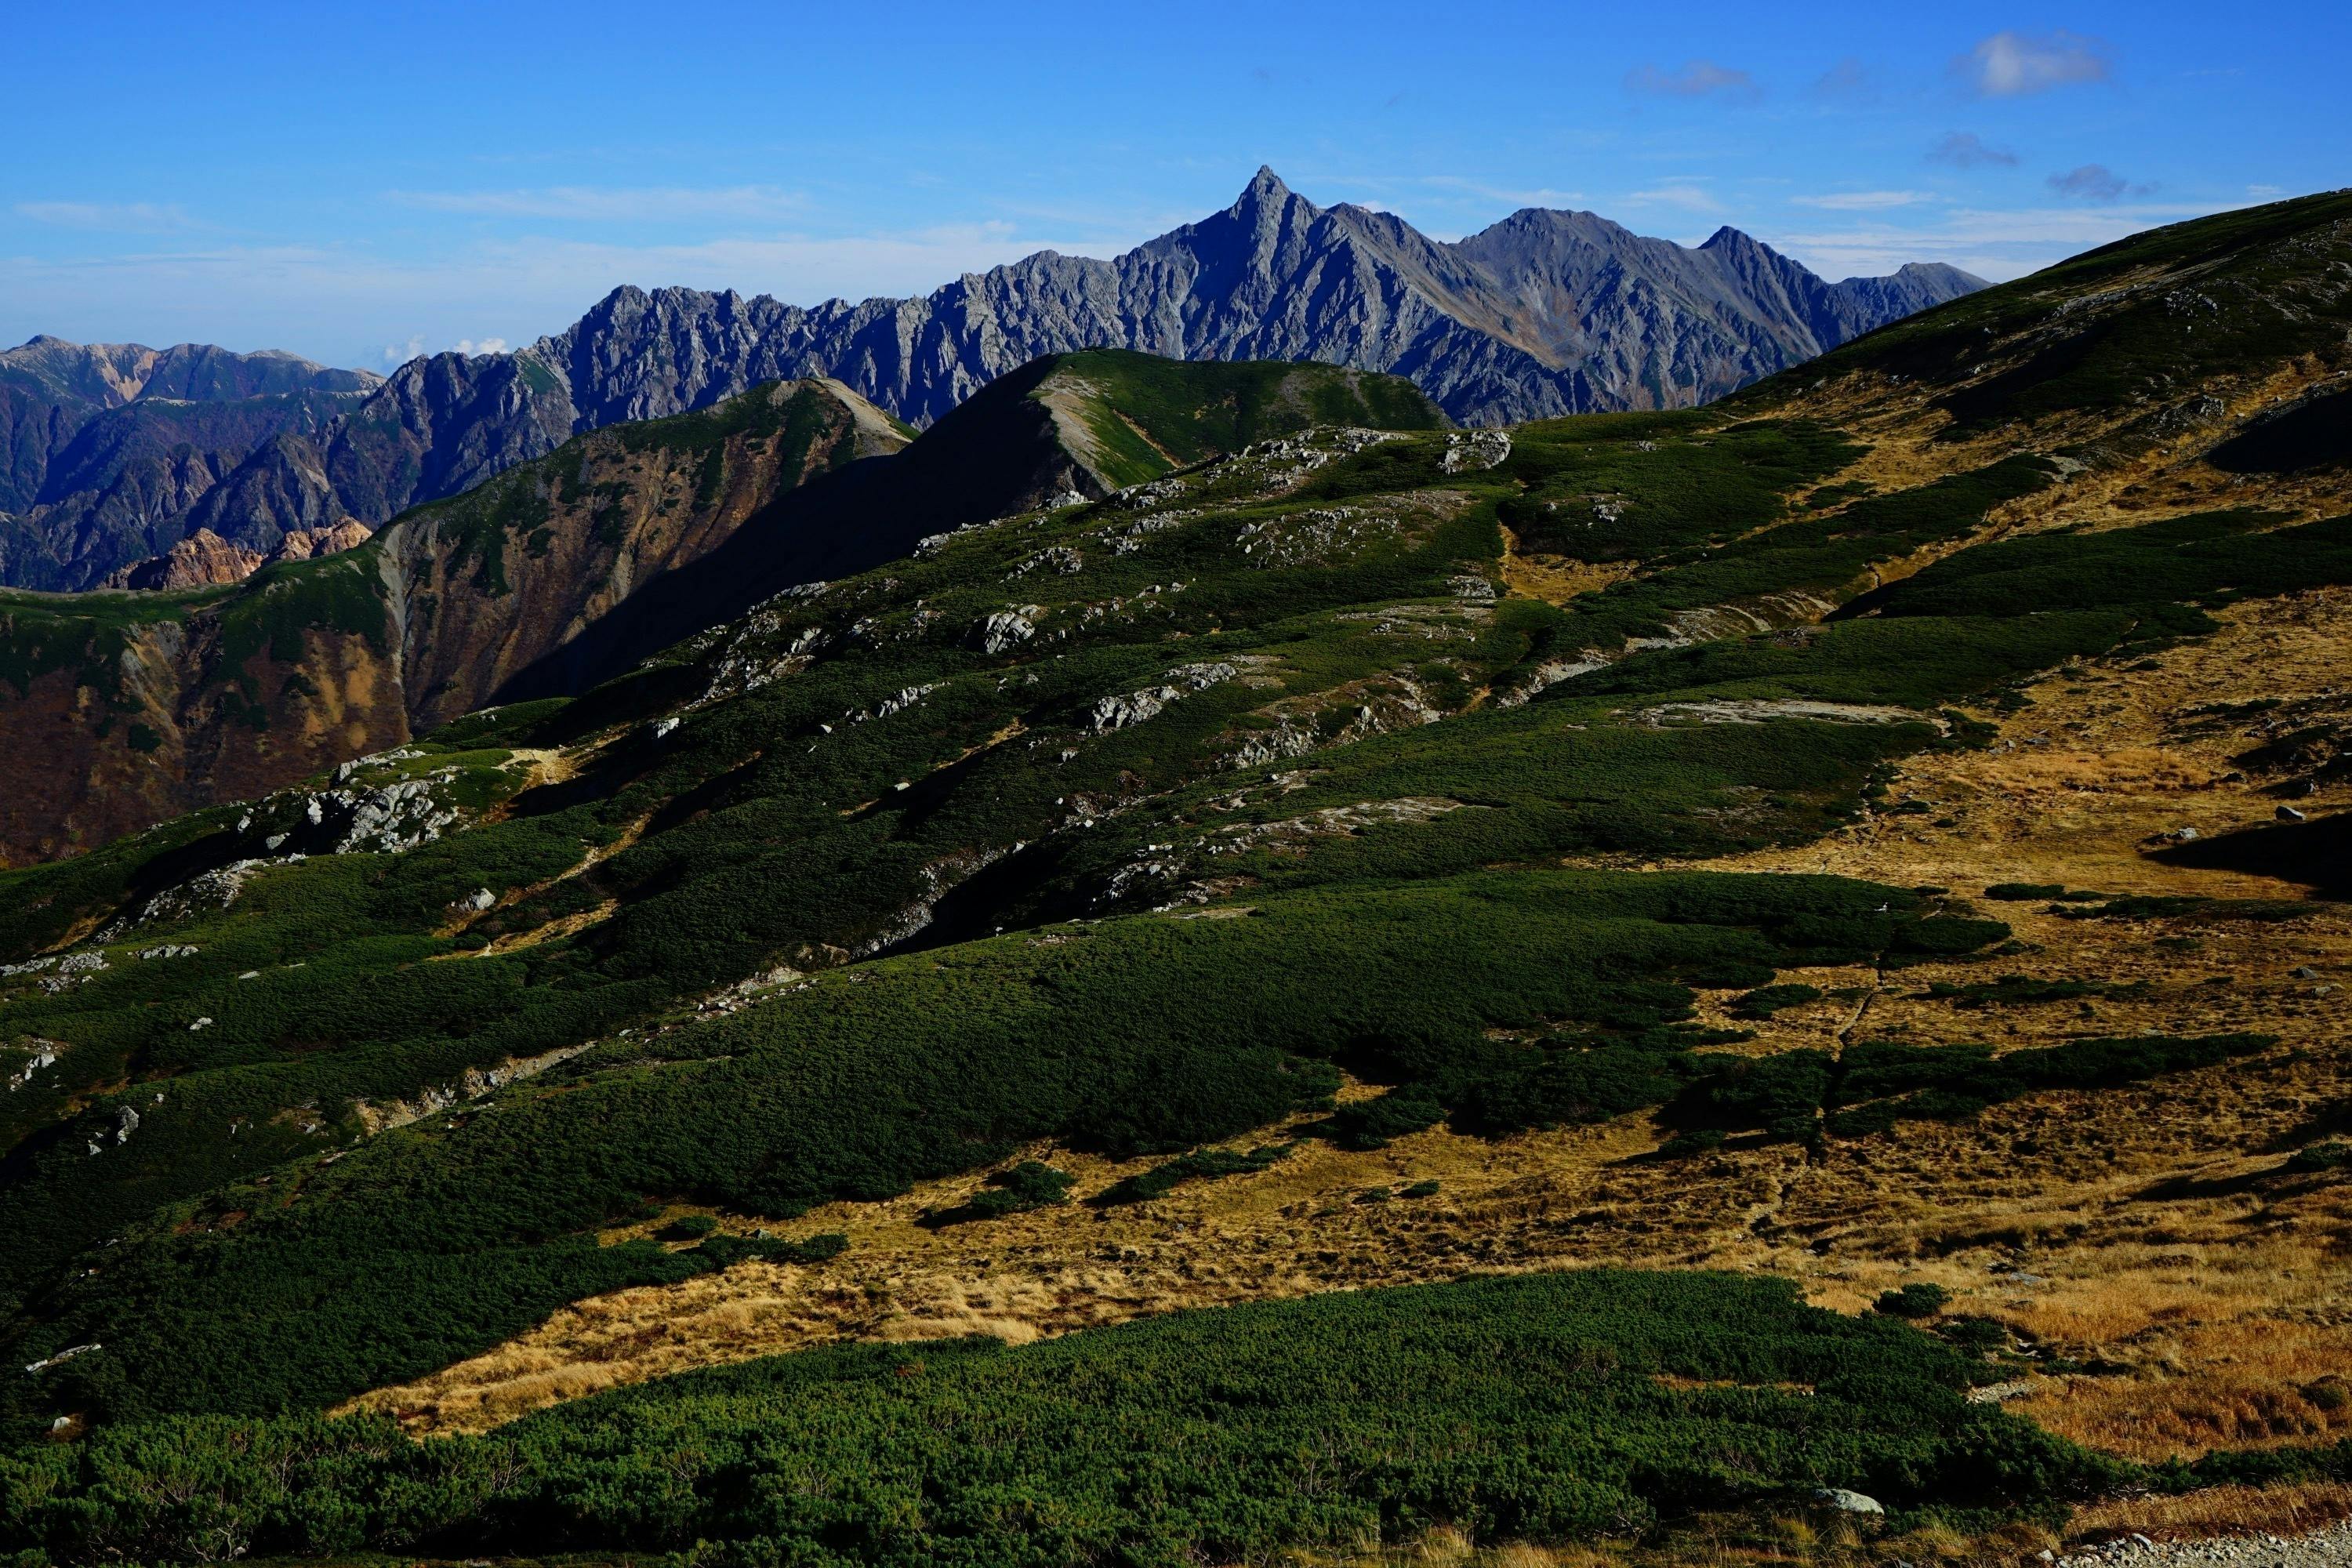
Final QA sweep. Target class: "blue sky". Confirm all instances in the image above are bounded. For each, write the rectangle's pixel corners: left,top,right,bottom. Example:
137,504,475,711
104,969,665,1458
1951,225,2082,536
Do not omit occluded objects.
5,1,2344,371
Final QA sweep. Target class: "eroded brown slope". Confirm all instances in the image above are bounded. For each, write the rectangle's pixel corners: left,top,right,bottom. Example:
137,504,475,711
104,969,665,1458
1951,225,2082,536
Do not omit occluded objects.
0,379,906,862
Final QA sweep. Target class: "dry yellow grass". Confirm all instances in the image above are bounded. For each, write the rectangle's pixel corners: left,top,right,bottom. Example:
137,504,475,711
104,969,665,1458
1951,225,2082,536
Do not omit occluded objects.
354,580,2352,1508
2071,1480,2352,1543
1497,524,1637,604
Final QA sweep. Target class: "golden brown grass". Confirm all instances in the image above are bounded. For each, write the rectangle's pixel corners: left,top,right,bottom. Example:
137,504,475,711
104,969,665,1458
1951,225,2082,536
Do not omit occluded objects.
2071,1480,2352,1543
354,586,2352,1512
1497,525,1637,605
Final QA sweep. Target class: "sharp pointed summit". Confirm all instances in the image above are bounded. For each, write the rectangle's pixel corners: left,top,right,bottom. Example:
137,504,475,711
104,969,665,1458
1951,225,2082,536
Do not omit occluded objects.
0,168,1984,590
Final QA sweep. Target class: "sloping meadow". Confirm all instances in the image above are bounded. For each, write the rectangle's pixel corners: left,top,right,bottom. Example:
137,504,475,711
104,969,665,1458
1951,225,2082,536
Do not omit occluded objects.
5,213,2352,1559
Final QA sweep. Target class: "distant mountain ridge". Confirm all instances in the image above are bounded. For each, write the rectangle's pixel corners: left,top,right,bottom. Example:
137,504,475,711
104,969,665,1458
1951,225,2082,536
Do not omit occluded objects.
0,337,379,591
0,169,1981,589
467,166,1983,434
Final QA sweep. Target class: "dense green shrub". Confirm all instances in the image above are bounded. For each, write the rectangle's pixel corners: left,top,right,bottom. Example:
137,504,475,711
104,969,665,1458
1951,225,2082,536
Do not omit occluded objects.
2285,1141,2351,1174
925,1162,1076,1225
0,1270,2130,1567
1733,983,1822,1018
1097,1144,1298,1205
1876,1283,1951,1319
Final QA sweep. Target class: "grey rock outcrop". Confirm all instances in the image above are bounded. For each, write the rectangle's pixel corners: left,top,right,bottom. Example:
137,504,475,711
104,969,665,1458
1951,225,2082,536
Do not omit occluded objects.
3,170,1981,589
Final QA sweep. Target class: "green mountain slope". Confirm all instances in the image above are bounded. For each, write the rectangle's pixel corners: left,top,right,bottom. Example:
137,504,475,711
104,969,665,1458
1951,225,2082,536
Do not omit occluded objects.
0,354,1438,866
1,191,2349,1564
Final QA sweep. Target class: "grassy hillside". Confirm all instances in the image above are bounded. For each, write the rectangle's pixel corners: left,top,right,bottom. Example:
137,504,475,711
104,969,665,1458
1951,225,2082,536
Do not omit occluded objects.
2,1271,2132,1566
0,191,2350,1563
0,359,1439,866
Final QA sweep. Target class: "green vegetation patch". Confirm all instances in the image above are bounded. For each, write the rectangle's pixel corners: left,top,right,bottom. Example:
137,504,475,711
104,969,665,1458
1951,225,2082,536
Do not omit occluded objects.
1860,510,2352,636
0,1270,2122,1566
1494,418,1860,560
922,1160,1076,1226
1555,455,2058,648
1043,349,1443,489
1097,1142,1298,1205
2208,387,2352,475
3,869,1994,1425
1822,1033,2278,1140
1769,191,2352,436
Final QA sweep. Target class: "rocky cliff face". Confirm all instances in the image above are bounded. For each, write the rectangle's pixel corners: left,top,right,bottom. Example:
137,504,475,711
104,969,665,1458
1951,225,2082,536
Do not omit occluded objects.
471,169,1980,437
100,520,375,590
1,172,1978,590
0,339,377,590
0,379,905,860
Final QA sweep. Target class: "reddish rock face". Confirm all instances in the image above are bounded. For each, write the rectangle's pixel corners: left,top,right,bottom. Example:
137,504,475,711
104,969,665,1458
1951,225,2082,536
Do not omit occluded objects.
98,519,376,591
268,519,375,563
0,379,909,865
102,529,265,590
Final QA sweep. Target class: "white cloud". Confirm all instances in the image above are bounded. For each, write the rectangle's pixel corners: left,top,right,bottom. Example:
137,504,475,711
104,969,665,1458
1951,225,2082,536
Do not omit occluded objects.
1926,132,2020,170
452,337,508,356
389,185,806,222
14,201,196,234
1959,31,2113,98
1762,198,2245,283
2248,183,2285,198
1623,184,1725,213
0,215,1153,369
1624,60,1760,101
1414,176,1584,209
1792,191,1937,212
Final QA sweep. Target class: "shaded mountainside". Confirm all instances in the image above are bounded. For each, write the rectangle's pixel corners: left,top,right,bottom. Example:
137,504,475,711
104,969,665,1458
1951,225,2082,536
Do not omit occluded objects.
0,193,2349,1566
0,354,1439,862
0,170,1976,591
0,339,377,591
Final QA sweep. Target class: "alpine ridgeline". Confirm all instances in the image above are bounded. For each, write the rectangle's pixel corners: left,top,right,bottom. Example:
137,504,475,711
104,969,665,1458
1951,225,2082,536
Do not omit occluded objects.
0,191,2347,1567
0,169,1976,590
0,355,1440,861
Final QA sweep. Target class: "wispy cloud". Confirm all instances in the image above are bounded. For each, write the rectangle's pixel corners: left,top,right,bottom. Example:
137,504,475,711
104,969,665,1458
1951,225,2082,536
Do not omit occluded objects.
14,201,197,234
1763,198,2241,283
1958,31,2114,98
1792,191,1938,212
1926,132,2020,169
0,216,1133,370
389,185,805,222
1623,183,1725,213
452,337,508,356
2248,183,2285,198
1624,60,1760,102
1415,176,1584,209
1809,57,1875,103
2046,165,2154,203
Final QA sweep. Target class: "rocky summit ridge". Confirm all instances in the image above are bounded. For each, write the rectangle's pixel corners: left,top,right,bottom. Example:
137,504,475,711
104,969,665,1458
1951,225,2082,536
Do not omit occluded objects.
0,170,1979,590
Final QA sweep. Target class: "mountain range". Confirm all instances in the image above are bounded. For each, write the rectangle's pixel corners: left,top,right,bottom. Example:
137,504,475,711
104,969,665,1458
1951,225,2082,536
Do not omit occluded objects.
0,188,2348,1566
0,169,1980,591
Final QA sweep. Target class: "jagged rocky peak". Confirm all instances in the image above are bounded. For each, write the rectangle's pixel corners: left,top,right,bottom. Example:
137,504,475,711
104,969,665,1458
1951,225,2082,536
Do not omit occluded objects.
4,169,1987,590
